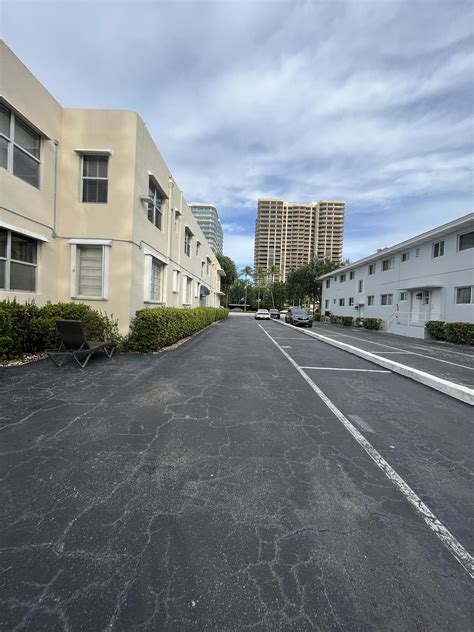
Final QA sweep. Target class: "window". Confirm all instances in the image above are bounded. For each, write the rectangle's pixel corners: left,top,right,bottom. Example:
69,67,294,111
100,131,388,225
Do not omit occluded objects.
82,155,108,203
184,276,192,305
70,242,110,299
367,295,374,306
369,263,376,275
401,251,410,262
349,297,354,306
325,279,330,289
147,179,164,230
455,286,472,304
184,228,192,257
150,258,164,302
432,240,444,258
357,279,364,293
459,231,474,251
196,241,201,257
339,298,345,306
415,247,420,257
399,291,408,301
172,270,180,293
381,294,393,306
206,258,211,275
333,299,336,304
325,300,329,309
340,274,346,282
0,228,38,292
382,258,394,271
350,271,355,280
0,104,41,188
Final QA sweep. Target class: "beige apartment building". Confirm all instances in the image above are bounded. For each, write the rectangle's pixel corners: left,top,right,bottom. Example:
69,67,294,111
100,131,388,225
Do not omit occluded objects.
0,42,224,332
254,198,345,280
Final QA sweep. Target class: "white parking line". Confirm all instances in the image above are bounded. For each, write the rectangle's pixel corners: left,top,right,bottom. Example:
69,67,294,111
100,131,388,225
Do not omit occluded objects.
258,323,474,579
301,367,391,373
375,351,413,355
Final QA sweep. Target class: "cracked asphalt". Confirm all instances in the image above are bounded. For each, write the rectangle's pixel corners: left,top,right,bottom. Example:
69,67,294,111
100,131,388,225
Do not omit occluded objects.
0,314,473,631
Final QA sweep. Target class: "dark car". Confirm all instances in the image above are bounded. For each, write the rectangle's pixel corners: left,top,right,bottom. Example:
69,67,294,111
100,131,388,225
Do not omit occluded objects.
285,308,313,327
269,309,280,319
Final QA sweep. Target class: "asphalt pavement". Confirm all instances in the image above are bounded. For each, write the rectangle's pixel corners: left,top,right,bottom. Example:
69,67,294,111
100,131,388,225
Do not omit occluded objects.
0,314,473,631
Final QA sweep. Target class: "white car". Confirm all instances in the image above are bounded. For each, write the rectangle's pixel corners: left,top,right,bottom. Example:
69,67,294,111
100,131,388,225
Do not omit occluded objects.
254,309,271,320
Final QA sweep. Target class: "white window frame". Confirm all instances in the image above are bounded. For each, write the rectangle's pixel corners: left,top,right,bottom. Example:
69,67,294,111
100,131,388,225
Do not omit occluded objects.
382,258,394,271
184,228,192,257
455,286,473,305
69,239,111,300
367,295,374,306
432,240,445,258
399,291,408,301
172,269,180,293
340,273,346,282
0,227,40,293
349,297,354,306
401,251,410,262
380,293,393,306
458,231,474,252
147,178,165,230
339,298,345,306
368,263,376,275
80,153,110,204
325,279,330,288
357,279,364,293
195,281,200,298
143,248,167,303
0,104,41,188
325,299,329,309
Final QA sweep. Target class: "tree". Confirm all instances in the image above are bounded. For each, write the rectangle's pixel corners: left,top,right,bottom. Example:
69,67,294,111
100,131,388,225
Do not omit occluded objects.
287,258,340,311
240,266,254,311
216,254,238,307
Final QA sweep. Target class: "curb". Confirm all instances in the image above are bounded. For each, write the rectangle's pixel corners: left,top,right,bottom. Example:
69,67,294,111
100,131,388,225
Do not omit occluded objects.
275,320,474,406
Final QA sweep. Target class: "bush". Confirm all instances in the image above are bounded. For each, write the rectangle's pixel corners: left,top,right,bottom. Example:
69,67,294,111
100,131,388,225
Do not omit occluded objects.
444,322,474,345
0,300,121,362
125,307,229,353
340,316,353,326
425,320,446,341
313,313,321,322
329,314,340,324
363,318,382,330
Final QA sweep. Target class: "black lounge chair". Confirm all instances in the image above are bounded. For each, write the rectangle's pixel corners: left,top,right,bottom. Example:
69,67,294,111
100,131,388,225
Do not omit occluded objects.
47,320,116,368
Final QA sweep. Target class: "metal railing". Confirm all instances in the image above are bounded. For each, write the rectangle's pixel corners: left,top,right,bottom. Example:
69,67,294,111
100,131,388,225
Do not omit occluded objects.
388,311,442,328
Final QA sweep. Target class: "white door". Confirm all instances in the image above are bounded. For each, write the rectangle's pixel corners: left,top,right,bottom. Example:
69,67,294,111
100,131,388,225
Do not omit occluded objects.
422,290,431,321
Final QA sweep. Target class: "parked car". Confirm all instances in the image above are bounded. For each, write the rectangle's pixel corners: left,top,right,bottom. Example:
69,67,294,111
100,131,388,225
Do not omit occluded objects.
255,309,271,320
269,309,280,319
285,308,313,327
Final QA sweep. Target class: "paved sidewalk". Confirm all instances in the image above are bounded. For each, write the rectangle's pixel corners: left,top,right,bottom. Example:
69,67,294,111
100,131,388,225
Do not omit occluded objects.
310,322,474,389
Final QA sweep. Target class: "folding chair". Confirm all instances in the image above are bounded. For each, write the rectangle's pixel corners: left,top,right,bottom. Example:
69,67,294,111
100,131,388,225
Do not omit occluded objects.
47,320,116,368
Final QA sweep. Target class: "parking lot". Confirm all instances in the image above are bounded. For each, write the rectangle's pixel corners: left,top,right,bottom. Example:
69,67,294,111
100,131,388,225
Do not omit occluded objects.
1,314,472,631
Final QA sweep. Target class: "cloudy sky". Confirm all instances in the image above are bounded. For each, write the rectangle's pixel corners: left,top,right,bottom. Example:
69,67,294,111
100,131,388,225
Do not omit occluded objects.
3,0,473,269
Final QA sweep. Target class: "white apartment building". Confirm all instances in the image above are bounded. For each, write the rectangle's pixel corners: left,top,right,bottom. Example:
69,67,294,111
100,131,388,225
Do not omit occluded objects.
189,203,223,254
320,214,474,339
0,42,224,332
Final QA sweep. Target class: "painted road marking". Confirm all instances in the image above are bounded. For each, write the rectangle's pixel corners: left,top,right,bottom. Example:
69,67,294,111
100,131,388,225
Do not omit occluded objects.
258,323,474,579
300,367,391,373
348,414,375,433
375,351,413,355
316,329,474,370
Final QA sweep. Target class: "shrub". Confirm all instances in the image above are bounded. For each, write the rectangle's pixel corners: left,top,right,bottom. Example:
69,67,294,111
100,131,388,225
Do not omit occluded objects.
363,318,382,330
329,314,340,324
125,307,229,353
444,322,474,345
0,300,121,362
425,320,446,341
340,316,353,326
313,313,321,322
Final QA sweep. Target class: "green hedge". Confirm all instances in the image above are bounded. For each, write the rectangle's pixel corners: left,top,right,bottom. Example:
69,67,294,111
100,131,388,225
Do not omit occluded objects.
362,318,382,330
125,307,229,353
426,320,474,345
313,312,321,322
0,300,121,361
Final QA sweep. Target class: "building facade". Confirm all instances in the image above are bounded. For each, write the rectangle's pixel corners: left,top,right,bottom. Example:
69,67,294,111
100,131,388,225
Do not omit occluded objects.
320,214,474,338
189,203,223,254
254,198,345,280
0,42,224,333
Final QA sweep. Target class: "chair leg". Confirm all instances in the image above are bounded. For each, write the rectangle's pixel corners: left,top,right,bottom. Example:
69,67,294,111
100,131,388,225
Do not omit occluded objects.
104,346,115,358
48,354,68,367
73,352,93,369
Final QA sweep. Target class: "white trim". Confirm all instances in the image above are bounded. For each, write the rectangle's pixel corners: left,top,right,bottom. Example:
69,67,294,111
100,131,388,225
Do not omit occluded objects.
75,148,112,155
143,246,168,265
68,238,112,246
0,221,49,242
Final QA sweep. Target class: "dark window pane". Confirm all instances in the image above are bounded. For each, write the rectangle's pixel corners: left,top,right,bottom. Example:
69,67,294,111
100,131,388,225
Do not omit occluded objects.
83,155,108,177
0,136,8,169
0,229,6,257
10,262,36,291
147,202,154,223
0,260,5,289
82,179,108,203
154,211,162,230
456,287,471,304
14,118,40,158
13,147,39,187
11,232,37,263
0,104,10,137
459,232,474,251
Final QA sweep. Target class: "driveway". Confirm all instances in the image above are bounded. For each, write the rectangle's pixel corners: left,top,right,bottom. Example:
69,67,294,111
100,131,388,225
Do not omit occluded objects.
0,315,472,631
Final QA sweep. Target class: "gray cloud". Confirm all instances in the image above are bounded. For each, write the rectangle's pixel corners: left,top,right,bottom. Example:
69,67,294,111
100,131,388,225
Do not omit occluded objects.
3,0,473,265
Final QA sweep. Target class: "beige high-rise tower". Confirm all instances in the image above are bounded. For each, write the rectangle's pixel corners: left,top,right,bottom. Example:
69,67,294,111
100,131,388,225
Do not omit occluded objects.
254,199,345,281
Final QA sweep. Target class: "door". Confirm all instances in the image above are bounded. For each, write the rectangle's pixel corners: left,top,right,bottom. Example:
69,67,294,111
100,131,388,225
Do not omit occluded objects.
422,290,431,321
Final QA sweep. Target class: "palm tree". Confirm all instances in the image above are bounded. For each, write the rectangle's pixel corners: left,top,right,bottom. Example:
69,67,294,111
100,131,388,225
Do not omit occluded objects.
240,266,253,311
